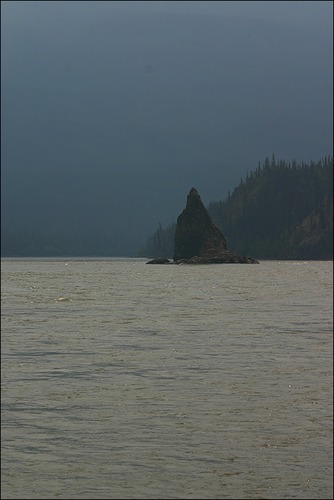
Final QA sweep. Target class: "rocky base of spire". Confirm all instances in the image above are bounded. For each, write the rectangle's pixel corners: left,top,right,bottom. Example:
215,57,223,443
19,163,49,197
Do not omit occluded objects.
146,257,172,264
146,254,259,264
174,254,259,264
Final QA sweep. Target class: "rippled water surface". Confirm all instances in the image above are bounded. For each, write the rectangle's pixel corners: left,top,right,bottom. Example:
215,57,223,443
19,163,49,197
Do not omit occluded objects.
1,258,333,499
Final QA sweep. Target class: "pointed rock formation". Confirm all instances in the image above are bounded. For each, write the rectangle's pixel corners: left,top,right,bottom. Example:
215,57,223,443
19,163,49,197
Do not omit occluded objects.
173,188,226,261
173,187,259,264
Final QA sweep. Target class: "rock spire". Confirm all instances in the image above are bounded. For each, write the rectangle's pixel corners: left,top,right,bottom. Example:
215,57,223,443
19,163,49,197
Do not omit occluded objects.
173,187,259,264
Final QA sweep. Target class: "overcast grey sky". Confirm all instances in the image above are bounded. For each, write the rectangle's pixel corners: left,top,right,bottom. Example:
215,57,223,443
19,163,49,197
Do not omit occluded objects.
1,1,333,253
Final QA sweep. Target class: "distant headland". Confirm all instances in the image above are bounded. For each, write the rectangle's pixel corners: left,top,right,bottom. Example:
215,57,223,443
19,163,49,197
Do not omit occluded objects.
147,187,259,264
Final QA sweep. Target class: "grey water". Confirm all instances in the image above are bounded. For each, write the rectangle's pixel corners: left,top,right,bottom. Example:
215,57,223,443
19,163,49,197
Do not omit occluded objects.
1,258,333,499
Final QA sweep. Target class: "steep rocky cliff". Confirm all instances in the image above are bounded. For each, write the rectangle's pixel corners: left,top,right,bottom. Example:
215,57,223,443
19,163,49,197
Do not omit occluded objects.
172,188,259,264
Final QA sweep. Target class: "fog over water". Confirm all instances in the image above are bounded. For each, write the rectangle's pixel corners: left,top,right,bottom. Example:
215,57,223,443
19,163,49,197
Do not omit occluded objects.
1,1,333,253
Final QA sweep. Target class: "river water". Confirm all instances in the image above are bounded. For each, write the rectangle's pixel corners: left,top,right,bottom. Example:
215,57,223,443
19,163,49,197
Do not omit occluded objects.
1,258,333,499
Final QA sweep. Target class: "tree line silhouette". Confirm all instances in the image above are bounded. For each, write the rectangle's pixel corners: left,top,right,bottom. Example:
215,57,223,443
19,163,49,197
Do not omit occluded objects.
2,155,332,258
141,156,333,260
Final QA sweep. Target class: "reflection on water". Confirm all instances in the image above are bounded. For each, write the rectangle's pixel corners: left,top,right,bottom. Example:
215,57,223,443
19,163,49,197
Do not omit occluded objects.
1,259,333,499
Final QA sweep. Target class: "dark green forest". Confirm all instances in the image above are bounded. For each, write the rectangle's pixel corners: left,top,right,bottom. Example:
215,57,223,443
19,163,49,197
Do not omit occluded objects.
140,156,333,260
2,156,332,259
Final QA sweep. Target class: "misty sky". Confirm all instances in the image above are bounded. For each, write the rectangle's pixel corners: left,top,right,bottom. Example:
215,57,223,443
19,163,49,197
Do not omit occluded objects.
1,1,333,253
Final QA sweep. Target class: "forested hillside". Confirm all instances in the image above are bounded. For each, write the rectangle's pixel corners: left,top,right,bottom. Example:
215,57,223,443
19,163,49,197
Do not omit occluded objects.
141,156,333,260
